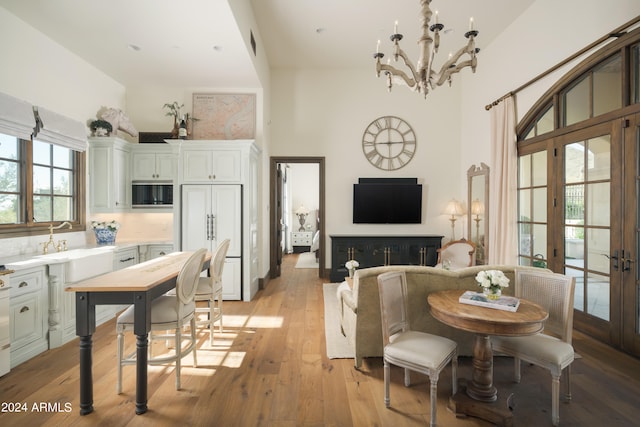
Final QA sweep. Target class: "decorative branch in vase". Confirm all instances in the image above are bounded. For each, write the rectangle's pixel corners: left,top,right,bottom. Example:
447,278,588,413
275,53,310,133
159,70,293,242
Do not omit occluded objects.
163,102,198,139
163,101,184,138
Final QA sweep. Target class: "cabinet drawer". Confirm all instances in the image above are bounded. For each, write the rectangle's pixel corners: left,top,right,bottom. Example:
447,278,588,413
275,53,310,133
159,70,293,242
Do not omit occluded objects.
292,237,312,245
10,270,44,299
148,245,173,260
114,248,139,270
10,293,44,349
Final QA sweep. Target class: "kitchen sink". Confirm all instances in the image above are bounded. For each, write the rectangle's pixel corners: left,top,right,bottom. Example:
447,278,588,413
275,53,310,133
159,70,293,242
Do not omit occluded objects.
35,247,115,282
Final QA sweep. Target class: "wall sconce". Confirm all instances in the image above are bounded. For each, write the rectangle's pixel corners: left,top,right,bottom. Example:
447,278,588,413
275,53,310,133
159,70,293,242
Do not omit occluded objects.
295,205,310,231
471,198,484,245
443,199,464,240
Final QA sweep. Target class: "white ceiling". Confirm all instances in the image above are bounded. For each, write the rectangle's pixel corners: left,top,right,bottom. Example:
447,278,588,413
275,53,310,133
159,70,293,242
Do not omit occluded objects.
0,0,535,89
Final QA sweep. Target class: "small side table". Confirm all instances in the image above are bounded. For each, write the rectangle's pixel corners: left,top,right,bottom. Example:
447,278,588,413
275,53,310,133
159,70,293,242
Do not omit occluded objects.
292,231,313,253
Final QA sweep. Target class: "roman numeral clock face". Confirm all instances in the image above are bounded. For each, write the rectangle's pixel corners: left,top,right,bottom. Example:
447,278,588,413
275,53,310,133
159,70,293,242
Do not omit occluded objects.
362,116,416,170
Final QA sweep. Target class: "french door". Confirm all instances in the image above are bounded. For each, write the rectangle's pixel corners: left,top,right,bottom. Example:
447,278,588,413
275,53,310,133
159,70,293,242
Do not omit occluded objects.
553,115,639,355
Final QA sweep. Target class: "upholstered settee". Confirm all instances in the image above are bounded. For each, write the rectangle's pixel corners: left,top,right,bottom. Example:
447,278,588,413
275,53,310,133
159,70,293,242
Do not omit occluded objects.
337,264,541,368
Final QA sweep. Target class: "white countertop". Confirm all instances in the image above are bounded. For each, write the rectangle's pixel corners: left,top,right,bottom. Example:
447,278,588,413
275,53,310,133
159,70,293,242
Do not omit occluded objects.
2,241,172,271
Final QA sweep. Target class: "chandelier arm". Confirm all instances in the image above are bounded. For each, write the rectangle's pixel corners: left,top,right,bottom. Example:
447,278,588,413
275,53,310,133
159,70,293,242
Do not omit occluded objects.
378,63,417,88
430,42,477,87
394,47,421,85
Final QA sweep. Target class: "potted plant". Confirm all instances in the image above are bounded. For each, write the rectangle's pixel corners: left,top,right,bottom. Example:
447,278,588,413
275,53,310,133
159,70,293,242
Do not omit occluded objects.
90,119,113,137
163,102,184,137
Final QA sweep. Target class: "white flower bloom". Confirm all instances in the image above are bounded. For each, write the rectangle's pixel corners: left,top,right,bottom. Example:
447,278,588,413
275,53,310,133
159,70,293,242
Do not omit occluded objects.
345,260,359,270
476,270,509,290
91,220,121,232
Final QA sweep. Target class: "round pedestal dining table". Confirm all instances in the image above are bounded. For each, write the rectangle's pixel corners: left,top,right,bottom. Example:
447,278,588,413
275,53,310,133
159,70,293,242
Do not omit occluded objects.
428,289,548,427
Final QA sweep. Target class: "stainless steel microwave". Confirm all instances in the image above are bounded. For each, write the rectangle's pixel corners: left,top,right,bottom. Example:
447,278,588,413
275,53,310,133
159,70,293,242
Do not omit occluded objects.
131,181,173,208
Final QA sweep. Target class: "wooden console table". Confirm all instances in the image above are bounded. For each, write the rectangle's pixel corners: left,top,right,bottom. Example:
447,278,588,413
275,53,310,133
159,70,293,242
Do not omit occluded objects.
329,235,442,282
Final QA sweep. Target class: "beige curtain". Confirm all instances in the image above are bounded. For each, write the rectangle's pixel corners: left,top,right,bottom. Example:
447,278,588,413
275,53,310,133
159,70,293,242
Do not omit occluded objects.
488,96,518,265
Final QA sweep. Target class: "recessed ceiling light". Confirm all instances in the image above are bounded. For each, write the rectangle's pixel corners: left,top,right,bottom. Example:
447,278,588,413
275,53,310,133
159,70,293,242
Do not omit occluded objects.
128,44,141,52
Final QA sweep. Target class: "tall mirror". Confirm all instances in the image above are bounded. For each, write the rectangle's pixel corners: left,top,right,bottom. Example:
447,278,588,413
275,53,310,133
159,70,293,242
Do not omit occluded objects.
467,163,489,264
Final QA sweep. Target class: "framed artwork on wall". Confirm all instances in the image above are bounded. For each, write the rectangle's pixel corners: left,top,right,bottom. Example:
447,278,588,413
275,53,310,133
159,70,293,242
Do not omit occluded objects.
192,93,256,140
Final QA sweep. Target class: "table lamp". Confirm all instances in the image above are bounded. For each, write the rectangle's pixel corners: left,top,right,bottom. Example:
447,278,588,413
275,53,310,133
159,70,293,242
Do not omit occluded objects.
443,199,464,240
295,205,310,231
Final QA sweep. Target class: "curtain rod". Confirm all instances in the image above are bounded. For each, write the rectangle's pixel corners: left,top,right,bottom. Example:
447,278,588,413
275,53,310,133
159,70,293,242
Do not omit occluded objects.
485,14,640,111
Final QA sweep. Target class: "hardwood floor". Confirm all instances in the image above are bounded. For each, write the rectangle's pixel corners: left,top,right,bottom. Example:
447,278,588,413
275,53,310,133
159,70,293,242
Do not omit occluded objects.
1,254,640,426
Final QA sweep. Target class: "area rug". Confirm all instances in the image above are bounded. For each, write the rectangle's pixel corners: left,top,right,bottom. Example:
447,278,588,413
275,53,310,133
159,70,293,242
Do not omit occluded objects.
323,283,353,359
295,251,318,269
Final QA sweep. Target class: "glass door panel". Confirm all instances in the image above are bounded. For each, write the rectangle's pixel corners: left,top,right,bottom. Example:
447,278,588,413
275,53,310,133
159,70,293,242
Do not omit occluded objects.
622,113,640,354
560,126,614,341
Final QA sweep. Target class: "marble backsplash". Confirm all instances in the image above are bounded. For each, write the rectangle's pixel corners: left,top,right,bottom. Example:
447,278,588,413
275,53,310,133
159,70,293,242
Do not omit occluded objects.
0,212,173,260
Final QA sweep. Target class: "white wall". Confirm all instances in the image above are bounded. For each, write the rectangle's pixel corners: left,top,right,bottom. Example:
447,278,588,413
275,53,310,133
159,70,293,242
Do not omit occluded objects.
0,8,128,258
269,67,466,264
0,8,126,121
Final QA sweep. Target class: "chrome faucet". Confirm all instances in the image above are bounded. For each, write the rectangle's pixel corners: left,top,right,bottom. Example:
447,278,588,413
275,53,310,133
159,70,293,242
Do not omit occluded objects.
40,221,72,254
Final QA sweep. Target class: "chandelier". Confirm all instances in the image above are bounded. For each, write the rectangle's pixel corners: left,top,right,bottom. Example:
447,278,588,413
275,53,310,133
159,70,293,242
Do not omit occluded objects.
374,0,479,97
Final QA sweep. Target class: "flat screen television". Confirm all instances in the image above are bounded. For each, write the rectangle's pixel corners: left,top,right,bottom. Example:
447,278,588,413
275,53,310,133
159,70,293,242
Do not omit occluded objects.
353,179,422,224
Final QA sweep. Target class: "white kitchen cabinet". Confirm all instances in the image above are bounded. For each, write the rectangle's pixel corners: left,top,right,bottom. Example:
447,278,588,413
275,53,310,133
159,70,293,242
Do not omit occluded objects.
182,184,242,299
131,144,175,181
88,137,131,212
138,244,173,262
0,274,10,377
182,149,241,183
221,257,241,301
8,267,47,368
113,246,138,270
171,140,260,301
147,244,173,260
49,247,134,349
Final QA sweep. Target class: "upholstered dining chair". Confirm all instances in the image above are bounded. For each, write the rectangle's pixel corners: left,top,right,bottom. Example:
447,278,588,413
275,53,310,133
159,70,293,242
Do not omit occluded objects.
377,271,458,427
490,268,576,427
116,248,207,393
435,238,476,270
195,239,230,344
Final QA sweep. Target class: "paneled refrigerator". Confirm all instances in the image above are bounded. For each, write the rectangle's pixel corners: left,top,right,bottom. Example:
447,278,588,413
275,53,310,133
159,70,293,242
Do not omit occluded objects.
181,184,242,300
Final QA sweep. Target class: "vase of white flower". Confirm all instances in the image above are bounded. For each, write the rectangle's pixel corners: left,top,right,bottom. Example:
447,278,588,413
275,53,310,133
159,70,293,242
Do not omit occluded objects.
476,269,509,300
345,259,359,278
91,220,120,245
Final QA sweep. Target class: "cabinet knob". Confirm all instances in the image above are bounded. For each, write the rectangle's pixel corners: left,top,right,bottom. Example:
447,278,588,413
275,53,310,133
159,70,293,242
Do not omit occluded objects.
19,281,28,288
20,306,30,313
0,279,4,288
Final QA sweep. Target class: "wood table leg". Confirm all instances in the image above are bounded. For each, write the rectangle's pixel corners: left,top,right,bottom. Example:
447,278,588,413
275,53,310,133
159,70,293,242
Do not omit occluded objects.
76,292,95,416
467,334,497,401
79,335,93,415
447,334,513,427
135,333,148,415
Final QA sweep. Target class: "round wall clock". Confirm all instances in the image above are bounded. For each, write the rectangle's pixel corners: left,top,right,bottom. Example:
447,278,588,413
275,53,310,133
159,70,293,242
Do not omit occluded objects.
361,116,417,170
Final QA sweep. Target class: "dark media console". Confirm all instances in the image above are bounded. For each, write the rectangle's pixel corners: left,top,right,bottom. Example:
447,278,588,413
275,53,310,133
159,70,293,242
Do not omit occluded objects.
329,235,443,282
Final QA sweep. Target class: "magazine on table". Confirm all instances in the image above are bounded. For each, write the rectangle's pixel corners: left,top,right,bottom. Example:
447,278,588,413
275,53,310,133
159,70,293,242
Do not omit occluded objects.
458,290,520,312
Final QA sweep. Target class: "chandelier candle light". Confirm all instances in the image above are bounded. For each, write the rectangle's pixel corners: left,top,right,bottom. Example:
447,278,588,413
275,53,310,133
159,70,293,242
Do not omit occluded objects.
373,0,479,97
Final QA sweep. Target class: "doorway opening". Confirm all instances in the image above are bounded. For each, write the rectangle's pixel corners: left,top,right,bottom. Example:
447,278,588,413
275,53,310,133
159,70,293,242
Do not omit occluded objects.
269,157,325,279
